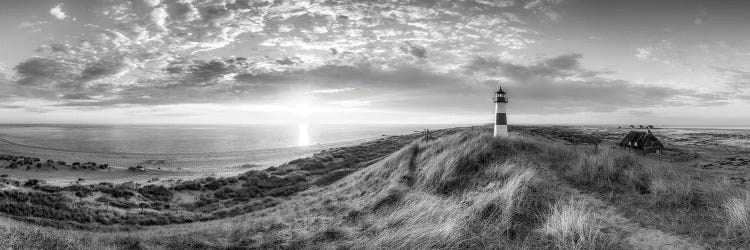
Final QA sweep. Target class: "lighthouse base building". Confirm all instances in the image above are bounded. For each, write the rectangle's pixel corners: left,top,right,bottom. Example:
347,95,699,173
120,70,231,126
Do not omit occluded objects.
493,87,508,137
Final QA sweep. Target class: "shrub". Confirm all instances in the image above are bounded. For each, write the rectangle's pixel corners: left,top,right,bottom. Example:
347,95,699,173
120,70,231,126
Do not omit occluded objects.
100,187,135,199
173,181,201,191
138,185,173,202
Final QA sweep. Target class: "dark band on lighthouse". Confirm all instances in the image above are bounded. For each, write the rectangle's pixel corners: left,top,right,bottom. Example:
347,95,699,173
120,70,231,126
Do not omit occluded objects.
495,113,507,125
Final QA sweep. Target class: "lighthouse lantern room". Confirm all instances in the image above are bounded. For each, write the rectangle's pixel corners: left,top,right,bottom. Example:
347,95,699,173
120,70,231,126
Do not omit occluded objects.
493,87,508,137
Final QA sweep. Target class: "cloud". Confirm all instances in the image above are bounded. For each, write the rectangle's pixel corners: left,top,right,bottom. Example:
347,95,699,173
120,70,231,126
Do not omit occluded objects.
6,0,578,114
150,6,168,30
465,54,709,113
36,53,707,116
712,66,750,99
19,21,51,32
14,57,76,85
143,0,161,8
61,93,93,100
275,57,298,65
635,40,692,69
5,46,733,118
79,56,131,82
49,3,68,20
310,88,356,94
400,42,427,59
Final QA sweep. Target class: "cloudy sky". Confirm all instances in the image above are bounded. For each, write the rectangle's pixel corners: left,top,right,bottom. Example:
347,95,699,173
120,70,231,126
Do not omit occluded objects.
0,0,749,125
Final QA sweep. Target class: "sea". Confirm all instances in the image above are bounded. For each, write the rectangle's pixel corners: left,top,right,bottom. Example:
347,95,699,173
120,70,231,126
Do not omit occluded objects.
0,124,459,154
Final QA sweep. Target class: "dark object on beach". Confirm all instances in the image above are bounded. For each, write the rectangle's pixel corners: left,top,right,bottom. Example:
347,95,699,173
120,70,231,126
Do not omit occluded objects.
619,130,664,154
128,165,147,172
23,179,44,187
82,162,97,169
0,174,8,178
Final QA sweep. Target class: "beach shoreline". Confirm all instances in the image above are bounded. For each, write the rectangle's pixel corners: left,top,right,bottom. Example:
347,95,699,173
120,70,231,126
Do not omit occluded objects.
0,135,380,185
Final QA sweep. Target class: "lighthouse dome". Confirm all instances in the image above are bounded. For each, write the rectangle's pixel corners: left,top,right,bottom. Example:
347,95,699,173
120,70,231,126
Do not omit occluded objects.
493,86,508,103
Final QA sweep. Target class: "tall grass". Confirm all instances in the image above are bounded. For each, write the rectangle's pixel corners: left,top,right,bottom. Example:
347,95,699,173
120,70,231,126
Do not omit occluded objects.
556,143,749,248
350,132,620,249
541,199,612,250
564,150,649,193
561,148,740,208
723,191,750,238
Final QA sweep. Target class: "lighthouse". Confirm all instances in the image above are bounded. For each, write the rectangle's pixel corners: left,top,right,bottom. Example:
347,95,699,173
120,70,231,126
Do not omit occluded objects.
493,86,508,137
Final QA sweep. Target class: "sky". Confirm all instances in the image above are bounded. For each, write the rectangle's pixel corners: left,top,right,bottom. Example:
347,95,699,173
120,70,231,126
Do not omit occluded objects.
0,0,749,125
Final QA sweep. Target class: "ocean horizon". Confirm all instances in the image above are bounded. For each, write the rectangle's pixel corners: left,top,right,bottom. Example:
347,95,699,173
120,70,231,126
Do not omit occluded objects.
0,124,464,154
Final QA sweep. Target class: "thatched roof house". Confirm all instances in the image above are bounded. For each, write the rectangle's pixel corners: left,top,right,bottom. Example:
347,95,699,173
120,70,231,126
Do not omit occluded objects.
619,130,664,153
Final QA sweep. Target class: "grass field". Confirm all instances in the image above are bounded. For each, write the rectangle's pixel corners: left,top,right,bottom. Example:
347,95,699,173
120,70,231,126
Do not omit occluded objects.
1,128,747,249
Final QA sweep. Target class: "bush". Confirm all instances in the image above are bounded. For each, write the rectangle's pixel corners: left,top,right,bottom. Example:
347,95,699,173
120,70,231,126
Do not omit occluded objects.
100,186,135,199
138,185,173,202
174,181,202,191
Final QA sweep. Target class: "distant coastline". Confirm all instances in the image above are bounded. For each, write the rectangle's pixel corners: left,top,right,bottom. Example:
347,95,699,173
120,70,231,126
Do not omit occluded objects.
0,123,459,154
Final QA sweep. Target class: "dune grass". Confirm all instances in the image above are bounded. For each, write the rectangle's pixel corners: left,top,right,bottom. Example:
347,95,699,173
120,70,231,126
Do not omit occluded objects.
308,130,622,249
548,144,748,248
541,199,612,250
723,190,750,243
0,129,646,249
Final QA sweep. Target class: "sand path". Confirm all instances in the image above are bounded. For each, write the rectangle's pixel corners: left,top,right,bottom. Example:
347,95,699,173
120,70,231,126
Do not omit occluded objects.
542,169,704,249
519,131,706,249
539,165,704,250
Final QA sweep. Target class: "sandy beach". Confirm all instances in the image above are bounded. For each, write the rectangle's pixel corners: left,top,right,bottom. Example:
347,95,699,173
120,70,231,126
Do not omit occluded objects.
0,135,378,185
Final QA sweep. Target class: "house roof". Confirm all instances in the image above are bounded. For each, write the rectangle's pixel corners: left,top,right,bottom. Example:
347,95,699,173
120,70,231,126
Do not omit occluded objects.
619,131,664,149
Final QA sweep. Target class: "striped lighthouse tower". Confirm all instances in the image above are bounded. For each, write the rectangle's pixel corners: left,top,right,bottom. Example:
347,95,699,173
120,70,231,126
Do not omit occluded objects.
493,87,508,137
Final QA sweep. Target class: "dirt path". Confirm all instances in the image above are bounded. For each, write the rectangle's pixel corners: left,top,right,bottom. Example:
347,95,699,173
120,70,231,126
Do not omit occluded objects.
521,131,707,250
545,172,704,249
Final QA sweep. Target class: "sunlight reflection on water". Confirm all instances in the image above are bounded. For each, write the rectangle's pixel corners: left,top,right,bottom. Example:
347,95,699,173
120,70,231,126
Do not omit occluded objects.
297,123,311,146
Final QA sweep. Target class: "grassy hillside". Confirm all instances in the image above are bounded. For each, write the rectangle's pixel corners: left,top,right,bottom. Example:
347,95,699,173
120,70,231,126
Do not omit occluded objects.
1,128,748,249
0,131,438,230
